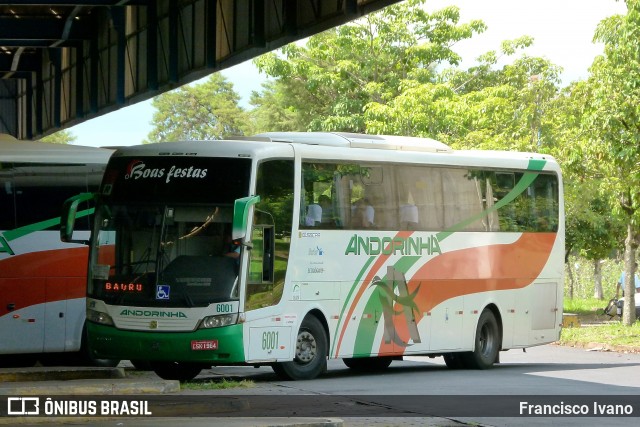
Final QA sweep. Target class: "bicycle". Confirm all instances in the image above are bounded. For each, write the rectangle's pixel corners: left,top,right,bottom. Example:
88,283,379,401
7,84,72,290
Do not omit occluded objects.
601,297,620,319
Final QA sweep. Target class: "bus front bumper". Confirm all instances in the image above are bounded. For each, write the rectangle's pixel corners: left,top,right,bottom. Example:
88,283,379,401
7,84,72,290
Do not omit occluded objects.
87,322,245,364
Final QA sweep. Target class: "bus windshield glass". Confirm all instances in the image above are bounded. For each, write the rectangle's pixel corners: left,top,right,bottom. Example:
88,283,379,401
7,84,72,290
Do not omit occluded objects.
88,156,251,307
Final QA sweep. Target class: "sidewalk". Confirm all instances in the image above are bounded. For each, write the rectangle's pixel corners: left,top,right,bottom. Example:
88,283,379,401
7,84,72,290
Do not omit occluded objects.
0,366,179,395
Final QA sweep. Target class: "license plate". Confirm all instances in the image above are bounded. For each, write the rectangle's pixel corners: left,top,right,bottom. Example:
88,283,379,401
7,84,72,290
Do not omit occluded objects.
191,340,218,350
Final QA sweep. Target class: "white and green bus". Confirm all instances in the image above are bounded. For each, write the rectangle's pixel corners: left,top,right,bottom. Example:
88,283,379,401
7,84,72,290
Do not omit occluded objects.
61,132,564,381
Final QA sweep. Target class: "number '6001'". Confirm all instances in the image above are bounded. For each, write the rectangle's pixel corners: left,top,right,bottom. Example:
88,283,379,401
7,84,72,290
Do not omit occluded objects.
262,331,279,350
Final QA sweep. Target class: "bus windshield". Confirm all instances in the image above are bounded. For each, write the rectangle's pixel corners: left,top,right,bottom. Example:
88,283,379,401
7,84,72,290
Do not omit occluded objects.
88,156,252,308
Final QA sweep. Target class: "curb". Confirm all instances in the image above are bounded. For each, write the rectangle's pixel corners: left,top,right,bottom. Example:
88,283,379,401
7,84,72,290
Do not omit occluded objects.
0,377,180,396
0,367,179,396
556,341,640,353
0,367,125,383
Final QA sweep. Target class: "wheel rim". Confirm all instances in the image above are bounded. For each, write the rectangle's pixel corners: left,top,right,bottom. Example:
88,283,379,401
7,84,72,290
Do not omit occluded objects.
295,330,317,364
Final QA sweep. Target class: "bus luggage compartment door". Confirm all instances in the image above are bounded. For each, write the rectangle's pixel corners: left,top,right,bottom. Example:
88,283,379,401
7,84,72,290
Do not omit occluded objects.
248,326,292,361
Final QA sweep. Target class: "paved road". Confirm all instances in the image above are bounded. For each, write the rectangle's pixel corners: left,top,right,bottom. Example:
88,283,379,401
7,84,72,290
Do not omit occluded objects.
181,343,640,426
2,344,639,426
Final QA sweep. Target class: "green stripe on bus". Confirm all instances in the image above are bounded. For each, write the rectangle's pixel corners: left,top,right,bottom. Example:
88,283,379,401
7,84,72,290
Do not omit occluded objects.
436,172,541,241
331,255,376,355
527,158,547,171
2,208,95,241
436,159,548,241
352,256,420,356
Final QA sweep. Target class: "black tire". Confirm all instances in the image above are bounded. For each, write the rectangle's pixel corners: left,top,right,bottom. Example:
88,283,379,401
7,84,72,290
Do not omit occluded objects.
0,354,37,368
79,325,120,367
130,359,153,371
462,309,500,370
150,361,203,381
442,353,466,369
272,316,328,380
343,356,393,371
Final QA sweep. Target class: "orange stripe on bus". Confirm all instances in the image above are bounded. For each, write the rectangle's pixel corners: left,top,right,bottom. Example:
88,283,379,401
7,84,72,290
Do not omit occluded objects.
0,247,89,316
334,231,413,357
377,233,556,355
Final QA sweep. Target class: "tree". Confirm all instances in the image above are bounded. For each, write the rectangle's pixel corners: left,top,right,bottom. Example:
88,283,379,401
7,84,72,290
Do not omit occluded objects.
246,81,306,134
145,73,248,143
581,0,640,324
546,81,624,300
365,43,563,152
253,0,486,132
38,129,76,144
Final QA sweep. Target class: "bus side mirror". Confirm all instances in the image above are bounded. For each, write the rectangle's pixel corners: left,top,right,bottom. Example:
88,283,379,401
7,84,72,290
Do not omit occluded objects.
60,192,95,244
232,195,261,241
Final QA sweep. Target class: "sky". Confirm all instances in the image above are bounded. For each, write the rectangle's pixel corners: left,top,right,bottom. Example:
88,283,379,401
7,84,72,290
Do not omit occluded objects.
69,0,627,148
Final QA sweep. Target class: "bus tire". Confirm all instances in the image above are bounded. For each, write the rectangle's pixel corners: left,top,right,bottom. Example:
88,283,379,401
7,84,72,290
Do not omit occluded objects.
79,325,120,367
462,309,500,370
442,353,465,369
150,362,202,382
130,360,153,371
343,356,393,371
0,354,37,368
272,316,327,380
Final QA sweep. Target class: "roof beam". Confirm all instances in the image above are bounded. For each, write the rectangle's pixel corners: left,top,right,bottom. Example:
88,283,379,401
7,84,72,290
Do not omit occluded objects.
1,1,148,5
0,54,41,72
0,39,79,47
0,17,93,40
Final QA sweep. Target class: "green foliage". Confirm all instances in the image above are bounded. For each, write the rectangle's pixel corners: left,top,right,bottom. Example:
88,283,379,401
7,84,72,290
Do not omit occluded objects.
145,73,248,143
253,0,486,133
566,256,620,300
559,320,640,347
563,298,610,316
247,81,305,134
575,0,640,324
366,52,563,151
38,129,77,144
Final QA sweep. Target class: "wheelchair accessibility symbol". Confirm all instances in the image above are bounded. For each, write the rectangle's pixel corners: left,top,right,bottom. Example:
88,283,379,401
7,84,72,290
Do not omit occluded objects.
156,285,170,300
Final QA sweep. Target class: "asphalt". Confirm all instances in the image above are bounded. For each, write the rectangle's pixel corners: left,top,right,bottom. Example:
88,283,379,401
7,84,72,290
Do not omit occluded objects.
0,366,470,427
0,366,342,426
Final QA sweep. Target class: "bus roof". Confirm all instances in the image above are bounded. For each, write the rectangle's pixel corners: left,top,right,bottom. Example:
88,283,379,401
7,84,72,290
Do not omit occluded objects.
0,138,114,164
109,133,560,174
249,132,453,153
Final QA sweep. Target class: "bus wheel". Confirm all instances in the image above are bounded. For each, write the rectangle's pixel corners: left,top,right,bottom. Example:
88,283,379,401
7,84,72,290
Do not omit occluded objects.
150,362,202,382
0,354,37,368
272,316,327,380
343,356,393,371
78,325,120,367
130,360,153,371
463,309,500,370
442,353,465,369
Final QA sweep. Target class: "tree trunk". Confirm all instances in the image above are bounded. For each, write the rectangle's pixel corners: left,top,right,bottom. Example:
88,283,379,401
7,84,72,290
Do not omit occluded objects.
566,262,574,300
622,222,637,326
593,259,603,300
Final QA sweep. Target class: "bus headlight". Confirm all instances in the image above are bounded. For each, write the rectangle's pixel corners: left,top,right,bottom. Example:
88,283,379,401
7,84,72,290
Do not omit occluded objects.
87,308,115,326
199,313,238,329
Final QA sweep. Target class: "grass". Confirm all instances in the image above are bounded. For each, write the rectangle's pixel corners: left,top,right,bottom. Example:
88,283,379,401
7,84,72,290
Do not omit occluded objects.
561,297,640,349
563,297,613,316
180,378,255,390
559,321,640,348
